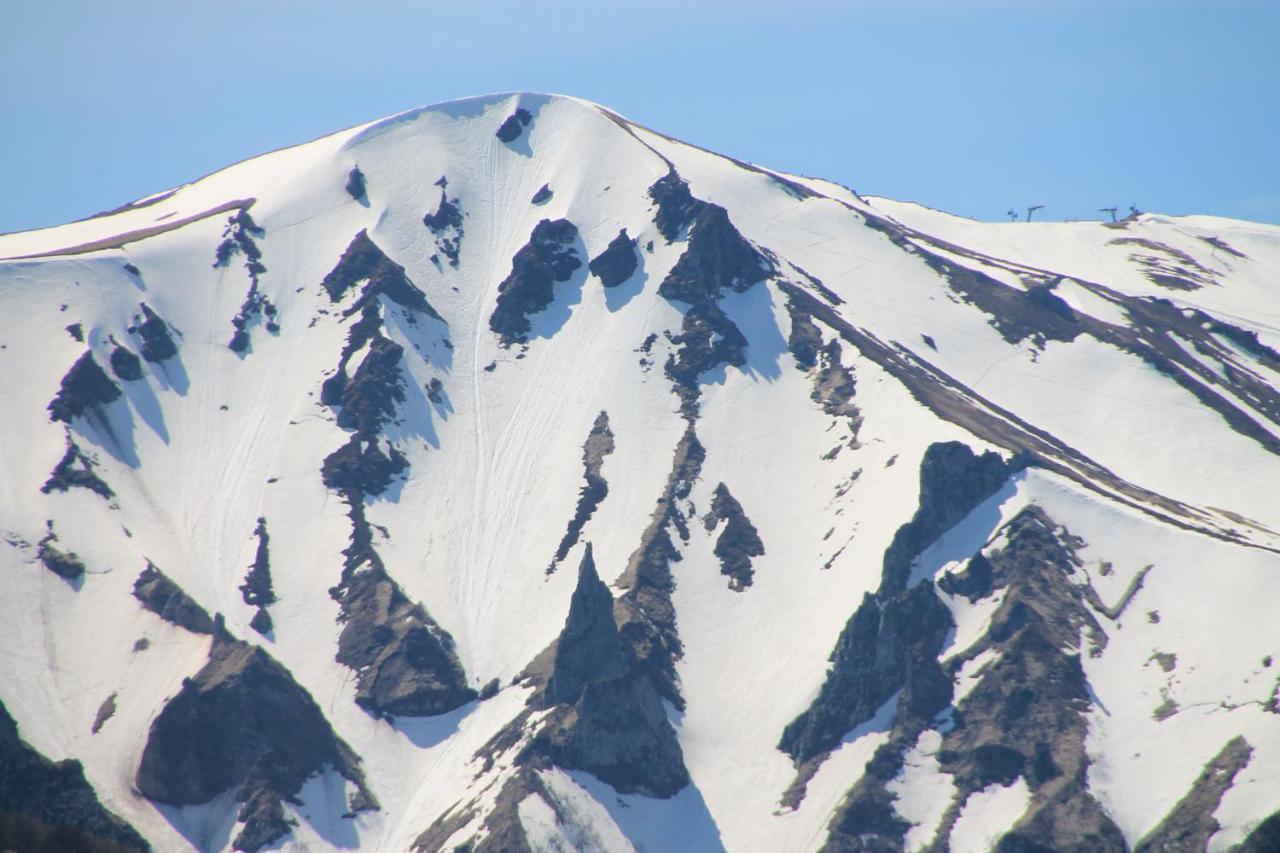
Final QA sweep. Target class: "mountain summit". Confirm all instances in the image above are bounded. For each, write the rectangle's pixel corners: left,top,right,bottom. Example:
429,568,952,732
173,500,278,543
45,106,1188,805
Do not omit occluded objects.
2,93,1279,852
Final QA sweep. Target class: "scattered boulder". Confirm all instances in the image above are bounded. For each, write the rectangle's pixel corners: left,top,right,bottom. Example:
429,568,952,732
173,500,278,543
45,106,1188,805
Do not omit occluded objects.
422,190,464,267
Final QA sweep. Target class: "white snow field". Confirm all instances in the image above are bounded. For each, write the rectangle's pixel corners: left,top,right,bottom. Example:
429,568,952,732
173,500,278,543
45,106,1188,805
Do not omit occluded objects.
2,93,1278,852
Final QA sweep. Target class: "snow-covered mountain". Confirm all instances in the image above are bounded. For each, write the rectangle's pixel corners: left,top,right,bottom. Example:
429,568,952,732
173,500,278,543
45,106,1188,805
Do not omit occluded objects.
2,92,1279,853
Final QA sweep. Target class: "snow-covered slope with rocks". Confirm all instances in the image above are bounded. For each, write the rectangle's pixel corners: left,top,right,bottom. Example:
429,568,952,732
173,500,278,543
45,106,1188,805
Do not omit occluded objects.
2,92,1279,853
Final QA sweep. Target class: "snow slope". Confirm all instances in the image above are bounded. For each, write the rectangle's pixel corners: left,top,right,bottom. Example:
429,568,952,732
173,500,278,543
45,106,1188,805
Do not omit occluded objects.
2,93,1278,852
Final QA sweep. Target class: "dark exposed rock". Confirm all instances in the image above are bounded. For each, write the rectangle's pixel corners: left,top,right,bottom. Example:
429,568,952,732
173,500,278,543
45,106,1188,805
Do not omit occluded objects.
37,529,85,580
422,190,464,267
489,218,582,344
780,583,952,765
132,562,214,635
334,337,405,433
658,204,771,306
548,412,615,573
879,441,1020,597
238,517,276,609
328,497,475,719
330,563,477,718
530,183,553,205
228,286,278,353
1134,735,1252,853
495,107,532,143
703,483,764,591
122,262,140,276
65,322,84,342
810,339,862,442
108,344,143,381
48,352,121,423
43,438,113,499
213,209,266,277
785,296,825,370
540,545,625,707
789,442,1016,766
135,633,376,852
613,424,705,708
0,698,149,853
649,170,706,242
320,435,408,495
249,607,273,636
345,166,366,200
664,301,748,418
1239,808,1280,852
527,667,689,797
927,508,1121,852
130,303,178,363
91,694,116,735
938,551,995,602
588,228,638,287
322,230,443,319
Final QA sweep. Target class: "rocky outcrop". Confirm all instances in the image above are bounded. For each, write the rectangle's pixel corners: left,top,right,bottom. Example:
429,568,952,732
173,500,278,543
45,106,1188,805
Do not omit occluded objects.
613,424,706,707
0,698,149,853
320,435,408,495
781,583,952,767
42,438,113,499
530,183,553,205
703,483,764,591
48,352,121,423
539,545,625,707
214,209,276,353
495,107,532,143
108,344,143,381
132,562,214,635
523,547,688,797
135,632,376,852
334,337,405,433
781,442,1018,790
649,172,772,417
489,218,582,345
131,303,178,363
239,518,276,635
649,170,706,242
547,412,615,573
814,506,1125,851
321,230,442,319
37,526,85,580
332,561,477,718
1134,735,1252,852
422,189,464,267
588,228,637,287
879,441,1020,597
529,667,688,797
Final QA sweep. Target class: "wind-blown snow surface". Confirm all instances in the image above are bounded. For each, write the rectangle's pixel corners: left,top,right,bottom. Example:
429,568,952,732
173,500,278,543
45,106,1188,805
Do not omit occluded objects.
1,93,1279,852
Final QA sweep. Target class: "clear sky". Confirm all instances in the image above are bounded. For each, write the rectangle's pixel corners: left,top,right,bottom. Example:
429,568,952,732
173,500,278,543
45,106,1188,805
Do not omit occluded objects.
2,0,1277,234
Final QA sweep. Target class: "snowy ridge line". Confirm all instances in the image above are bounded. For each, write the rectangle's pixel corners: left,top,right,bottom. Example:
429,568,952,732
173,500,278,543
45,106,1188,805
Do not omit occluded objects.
780,283,1275,554
3,198,257,261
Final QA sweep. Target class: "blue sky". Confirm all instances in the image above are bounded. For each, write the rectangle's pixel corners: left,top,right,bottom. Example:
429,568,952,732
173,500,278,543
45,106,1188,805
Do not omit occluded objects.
2,0,1277,233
